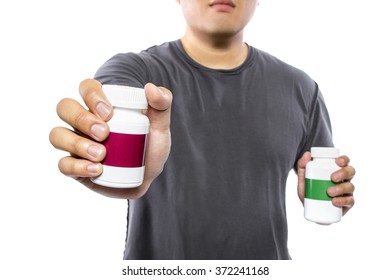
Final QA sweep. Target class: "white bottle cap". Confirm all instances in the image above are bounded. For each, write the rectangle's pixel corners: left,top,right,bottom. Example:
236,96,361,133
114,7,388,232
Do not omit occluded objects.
311,147,340,158
102,84,148,109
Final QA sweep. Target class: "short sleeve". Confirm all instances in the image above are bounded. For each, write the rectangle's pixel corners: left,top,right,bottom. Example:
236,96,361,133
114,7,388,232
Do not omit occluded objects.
94,53,149,88
294,83,334,171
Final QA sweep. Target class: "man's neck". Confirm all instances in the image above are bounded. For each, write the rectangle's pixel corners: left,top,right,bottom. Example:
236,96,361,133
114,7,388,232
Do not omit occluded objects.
180,30,248,70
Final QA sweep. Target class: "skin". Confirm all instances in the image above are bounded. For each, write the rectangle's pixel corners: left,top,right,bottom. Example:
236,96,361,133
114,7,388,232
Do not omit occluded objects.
49,0,355,214
50,81,172,199
178,0,257,69
297,152,355,215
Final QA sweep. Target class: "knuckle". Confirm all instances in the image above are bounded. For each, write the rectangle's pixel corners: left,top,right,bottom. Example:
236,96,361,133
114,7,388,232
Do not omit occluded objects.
56,98,74,115
58,156,87,177
350,166,356,177
342,155,350,164
80,78,101,91
337,167,354,181
71,137,88,157
340,168,349,179
79,79,102,101
337,181,354,196
349,196,355,207
349,182,355,193
73,110,91,128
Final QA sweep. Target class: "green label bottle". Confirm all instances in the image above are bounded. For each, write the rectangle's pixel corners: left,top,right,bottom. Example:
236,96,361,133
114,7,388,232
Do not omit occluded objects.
304,147,342,225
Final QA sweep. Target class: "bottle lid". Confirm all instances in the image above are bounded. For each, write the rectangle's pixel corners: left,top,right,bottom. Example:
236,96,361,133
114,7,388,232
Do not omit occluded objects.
311,147,340,158
102,84,148,109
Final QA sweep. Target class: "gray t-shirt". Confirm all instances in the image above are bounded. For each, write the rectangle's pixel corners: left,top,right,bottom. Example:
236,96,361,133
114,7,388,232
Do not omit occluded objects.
94,40,333,260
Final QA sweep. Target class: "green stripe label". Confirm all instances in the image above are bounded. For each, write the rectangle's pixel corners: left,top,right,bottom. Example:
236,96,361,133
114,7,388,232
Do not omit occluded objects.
305,179,338,201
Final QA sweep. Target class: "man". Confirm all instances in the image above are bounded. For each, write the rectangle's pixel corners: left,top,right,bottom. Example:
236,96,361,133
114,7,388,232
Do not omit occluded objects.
49,0,355,259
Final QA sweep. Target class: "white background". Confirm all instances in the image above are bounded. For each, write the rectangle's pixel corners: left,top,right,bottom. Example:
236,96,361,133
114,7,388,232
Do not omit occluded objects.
1,0,389,279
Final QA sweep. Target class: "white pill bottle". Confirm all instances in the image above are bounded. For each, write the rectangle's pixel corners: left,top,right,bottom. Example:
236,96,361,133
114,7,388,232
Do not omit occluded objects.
304,147,342,225
91,85,149,188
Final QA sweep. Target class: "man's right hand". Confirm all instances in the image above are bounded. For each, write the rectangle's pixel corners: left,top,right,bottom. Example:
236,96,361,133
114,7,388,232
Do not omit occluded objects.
49,79,173,199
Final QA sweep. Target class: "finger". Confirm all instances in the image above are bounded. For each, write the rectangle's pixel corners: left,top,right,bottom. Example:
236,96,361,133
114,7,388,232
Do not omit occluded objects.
49,127,106,162
336,155,350,167
58,156,103,177
296,151,311,202
297,151,312,170
332,195,355,215
79,79,113,121
296,152,311,184
144,83,173,132
331,165,356,182
327,181,355,197
56,98,110,142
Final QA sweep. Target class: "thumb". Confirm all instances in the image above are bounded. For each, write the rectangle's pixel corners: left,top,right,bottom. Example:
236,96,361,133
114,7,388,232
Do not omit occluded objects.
297,151,312,202
144,83,173,131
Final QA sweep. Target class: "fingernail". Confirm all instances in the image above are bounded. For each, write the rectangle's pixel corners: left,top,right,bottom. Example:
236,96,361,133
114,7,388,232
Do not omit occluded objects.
87,163,101,174
328,187,337,197
91,123,107,140
87,144,104,159
96,102,111,120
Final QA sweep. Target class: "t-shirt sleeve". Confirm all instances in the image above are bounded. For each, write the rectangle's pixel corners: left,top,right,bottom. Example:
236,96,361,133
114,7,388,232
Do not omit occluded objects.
294,83,334,171
93,52,149,88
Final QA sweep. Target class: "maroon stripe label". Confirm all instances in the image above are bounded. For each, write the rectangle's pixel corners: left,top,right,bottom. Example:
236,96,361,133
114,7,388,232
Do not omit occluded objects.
102,132,147,168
